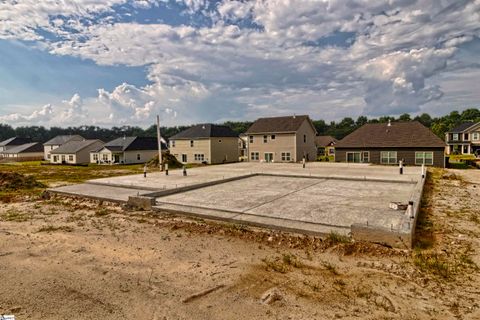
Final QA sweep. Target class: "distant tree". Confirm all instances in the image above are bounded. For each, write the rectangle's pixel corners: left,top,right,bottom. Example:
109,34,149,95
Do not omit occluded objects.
0,123,15,141
414,113,433,127
355,116,368,127
398,113,411,121
460,108,480,122
312,120,327,135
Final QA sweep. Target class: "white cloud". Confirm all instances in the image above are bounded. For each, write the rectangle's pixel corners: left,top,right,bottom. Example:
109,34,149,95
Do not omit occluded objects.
1,0,480,126
0,104,53,123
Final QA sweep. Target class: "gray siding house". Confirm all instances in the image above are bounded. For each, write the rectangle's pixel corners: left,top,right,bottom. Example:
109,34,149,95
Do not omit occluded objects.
335,121,446,168
0,142,44,161
50,140,104,164
43,135,84,160
91,137,163,164
169,124,239,164
0,137,32,152
445,122,480,156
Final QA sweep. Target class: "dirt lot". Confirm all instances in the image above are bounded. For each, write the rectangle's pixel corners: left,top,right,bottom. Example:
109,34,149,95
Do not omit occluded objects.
0,168,479,319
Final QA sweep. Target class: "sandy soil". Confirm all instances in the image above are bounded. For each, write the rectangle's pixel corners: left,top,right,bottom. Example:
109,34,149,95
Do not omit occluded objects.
0,169,479,319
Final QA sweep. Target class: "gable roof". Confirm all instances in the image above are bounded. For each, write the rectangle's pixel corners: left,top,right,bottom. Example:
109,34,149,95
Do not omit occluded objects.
449,122,478,133
44,135,84,146
0,137,32,147
315,135,338,147
170,124,238,139
336,121,445,148
100,137,164,152
1,142,43,154
246,115,316,134
51,140,103,154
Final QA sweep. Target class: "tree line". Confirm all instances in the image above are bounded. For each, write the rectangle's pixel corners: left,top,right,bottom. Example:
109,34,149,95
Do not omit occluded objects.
1,108,479,143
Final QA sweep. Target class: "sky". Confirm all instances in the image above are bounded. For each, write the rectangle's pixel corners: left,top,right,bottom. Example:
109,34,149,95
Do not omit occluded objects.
0,0,479,128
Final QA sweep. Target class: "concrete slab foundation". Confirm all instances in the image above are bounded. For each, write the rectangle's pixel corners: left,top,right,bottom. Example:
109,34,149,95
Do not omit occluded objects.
49,162,426,248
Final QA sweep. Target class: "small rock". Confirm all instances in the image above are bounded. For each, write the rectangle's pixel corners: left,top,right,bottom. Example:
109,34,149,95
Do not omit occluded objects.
260,287,283,305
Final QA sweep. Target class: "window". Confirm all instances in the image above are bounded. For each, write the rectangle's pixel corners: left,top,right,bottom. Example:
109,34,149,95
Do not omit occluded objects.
194,154,205,161
329,148,335,155
53,156,58,162
380,151,397,164
263,135,267,143
452,133,459,141
137,154,141,160
93,154,98,161
190,140,194,147
281,152,291,161
182,154,187,162
271,135,276,140
250,152,259,161
362,151,370,163
170,140,175,148
249,136,253,144
68,155,74,162
346,152,361,163
303,135,306,143
415,152,434,165
464,133,469,141
102,154,108,161
472,132,479,141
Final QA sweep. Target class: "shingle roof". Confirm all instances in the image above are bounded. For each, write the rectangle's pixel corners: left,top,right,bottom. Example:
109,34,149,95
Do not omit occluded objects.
0,137,32,147
1,142,43,154
100,137,164,152
315,135,337,147
51,140,103,154
336,121,445,148
246,115,314,134
44,135,84,146
170,124,238,139
449,122,477,133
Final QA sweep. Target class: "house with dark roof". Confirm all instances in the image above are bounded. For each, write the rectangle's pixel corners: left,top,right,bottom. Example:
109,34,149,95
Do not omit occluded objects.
445,122,480,156
315,135,338,157
169,124,239,164
0,137,32,152
245,115,317,162
43,135,84,160
90,137,163,164
0,142,43,161
335,121,446,167
50,139,104,164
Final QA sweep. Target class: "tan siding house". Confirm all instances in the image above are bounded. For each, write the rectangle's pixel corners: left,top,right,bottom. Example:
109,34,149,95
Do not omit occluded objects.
246,115,317,162
169,124,239,164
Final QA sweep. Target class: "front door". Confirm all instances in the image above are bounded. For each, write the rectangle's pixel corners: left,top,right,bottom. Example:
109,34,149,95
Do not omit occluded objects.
61,155,65,163
113,154,120,163
264,153,273,162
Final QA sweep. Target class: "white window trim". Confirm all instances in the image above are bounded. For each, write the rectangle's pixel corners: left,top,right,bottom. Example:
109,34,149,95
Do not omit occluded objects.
346,152,361,163
380,151,397,164
473,132,480,141
281,152,291,161
362,151,370,163
415,151,434,166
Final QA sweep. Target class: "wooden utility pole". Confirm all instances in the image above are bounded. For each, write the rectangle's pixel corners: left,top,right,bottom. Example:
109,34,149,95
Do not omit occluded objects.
157,115,163,171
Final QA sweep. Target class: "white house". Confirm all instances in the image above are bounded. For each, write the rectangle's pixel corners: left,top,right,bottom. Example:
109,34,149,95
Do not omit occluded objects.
43,135,84,160
50,139,104,165
90,137,163,164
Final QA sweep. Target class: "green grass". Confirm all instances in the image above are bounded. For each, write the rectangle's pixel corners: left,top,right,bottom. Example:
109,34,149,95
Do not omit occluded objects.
448,154,476,161
325,231,351,245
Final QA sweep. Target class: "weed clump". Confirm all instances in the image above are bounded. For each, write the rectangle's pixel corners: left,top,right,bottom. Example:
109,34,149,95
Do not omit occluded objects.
0,171,45,190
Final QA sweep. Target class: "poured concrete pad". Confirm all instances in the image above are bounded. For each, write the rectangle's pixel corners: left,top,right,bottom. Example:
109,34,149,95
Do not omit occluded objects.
155,175,416,235
50,184,152,202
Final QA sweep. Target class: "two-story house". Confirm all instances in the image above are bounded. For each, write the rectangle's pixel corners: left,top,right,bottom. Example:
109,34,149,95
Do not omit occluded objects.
169,124,239,164
445,122,480,156
246,115,317,162
43,135,84,160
